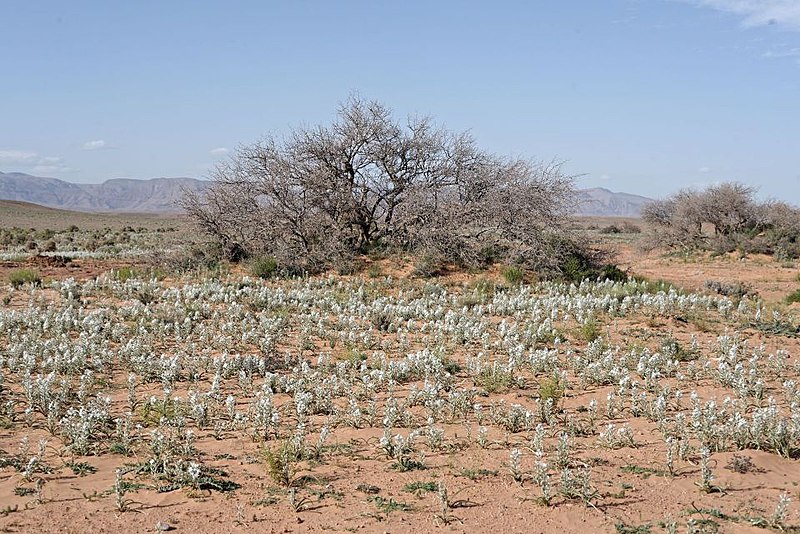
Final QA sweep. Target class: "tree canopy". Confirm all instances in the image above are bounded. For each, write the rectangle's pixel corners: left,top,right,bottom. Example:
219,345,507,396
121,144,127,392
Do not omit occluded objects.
183,96,593,275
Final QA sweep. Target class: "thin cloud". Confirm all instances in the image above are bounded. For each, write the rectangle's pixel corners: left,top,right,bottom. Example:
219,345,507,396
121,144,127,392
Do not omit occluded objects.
82,139,108,150
0,150,40,164
210,147,229,156
680,1,800,30
763,46,800,56
0,149,69,174
698,166,712,173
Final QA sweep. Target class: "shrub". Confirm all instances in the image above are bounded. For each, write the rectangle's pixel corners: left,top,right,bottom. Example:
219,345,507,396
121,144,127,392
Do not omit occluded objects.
367,264,383,278
147,243,225,276
501,265,525,285
412,254,443,279
599,222,640,235
250,257,278,279
9,269,41,289
183,95,599,277
580,317,602,342
539,376,565,407
704,280,756,299
621,221,641,233
115,267,139,282
786,288,800,304
560,248,626,283
599,264,628,282
643,182,800,258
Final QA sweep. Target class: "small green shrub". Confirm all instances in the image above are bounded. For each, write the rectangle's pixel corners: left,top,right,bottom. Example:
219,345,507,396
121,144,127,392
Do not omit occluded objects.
661,335,698,362
633,276,678,295
367,264,383,278
147,243,226,277
370,495,412,513
475,366,514,393
786,288,800,304
262,441,300,487
471,277,495,296
115,266,140,282
579,316,602,342
599,264,628,282
704,280,755,299
560,251,626,283
250,257,278,279
501,265,525,285
538,376,564,407
9,269,41,289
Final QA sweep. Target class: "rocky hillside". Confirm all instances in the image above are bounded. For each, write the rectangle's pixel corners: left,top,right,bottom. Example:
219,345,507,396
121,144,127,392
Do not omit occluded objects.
576,187,652,217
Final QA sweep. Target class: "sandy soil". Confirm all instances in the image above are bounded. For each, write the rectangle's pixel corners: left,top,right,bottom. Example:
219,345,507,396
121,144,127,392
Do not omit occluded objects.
0,251,799,534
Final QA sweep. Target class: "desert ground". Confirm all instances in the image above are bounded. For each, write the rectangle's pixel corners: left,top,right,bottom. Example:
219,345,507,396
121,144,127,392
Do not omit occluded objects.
0,211,799,534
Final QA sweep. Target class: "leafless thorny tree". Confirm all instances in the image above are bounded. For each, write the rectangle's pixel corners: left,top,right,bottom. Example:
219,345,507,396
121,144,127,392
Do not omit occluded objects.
642,182,800,257
182,96,593,274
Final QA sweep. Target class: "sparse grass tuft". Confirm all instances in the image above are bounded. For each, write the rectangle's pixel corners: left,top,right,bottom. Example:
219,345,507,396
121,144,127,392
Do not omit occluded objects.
501,265,525,285
402,481,437,494
786,288,800,304
9,268,41,289
615,522,651,534
370,496,412,513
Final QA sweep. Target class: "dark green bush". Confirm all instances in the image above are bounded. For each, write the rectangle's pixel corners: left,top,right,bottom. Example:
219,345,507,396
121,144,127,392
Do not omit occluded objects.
559,249,626,284
250,257,279,279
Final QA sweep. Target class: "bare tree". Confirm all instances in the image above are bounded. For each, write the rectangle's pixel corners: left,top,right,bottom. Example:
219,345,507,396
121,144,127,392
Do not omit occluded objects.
699,183,760,235
183,96,588,274
642,189,706,249
642,182,800,258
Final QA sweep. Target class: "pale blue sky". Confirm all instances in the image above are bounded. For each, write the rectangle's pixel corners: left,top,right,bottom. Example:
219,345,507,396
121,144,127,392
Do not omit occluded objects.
1,1,798,202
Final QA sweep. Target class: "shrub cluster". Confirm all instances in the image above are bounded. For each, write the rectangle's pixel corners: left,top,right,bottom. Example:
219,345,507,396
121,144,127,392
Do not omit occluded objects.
642,182,800,258
183,96,607,279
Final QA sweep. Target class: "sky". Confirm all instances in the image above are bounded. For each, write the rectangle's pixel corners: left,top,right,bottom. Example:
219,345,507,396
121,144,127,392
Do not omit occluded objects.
1,0,799,203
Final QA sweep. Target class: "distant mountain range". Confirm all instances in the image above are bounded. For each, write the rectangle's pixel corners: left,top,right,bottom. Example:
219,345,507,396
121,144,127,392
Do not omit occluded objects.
576,187,652,217
0,172,653,217
0,172,209,213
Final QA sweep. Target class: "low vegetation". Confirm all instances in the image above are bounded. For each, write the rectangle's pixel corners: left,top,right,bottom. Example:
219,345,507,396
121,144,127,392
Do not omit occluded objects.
8,268,41,288
0,258,798,531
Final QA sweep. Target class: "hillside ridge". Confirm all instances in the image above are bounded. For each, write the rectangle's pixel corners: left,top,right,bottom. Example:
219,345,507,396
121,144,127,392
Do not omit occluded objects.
0,172,652,216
